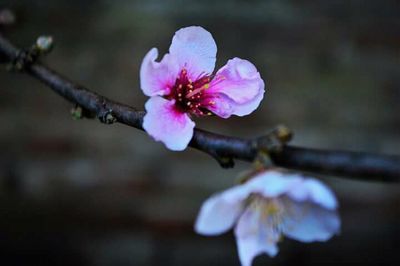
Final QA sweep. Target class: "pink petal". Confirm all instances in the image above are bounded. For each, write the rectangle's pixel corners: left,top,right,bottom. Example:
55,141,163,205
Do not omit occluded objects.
282,199,341,242
169,26,217,79
205,93,236,118
143,97,195,151
140,48,180,97
206,58,265,118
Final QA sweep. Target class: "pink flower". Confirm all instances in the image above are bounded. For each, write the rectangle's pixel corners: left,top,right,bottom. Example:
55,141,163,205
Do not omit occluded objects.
195,170,340,266
140,26,265,150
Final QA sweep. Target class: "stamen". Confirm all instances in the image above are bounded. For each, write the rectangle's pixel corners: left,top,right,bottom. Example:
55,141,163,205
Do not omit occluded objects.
170,69,215,116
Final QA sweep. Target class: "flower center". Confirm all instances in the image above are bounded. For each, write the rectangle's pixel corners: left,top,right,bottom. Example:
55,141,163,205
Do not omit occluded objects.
168,68,214,116
249,195,286,243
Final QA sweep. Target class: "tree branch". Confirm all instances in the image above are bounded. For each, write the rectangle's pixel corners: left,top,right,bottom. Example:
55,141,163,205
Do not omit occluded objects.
1,33,400,182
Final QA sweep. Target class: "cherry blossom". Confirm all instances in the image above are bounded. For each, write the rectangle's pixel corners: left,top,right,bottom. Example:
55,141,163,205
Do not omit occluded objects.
195,170,340,266
140,26,265,150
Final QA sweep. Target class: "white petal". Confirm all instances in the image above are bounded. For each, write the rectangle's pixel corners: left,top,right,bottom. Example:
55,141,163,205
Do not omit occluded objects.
195,192,244,235
282,199,340,242
169,26,217,79
246,170,300,198
305,179,338,210
235,207,279,266
236,236,278,266
287,177,338,210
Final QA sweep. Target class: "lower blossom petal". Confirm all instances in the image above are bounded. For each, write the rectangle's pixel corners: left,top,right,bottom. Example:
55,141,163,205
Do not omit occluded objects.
247,171,300,198
143,97,195,151
140,48,179,97
206,58,265,117
286,178,338,210
235,207,279,266
236,236,278,266
282,199,340,243
195,191,244,235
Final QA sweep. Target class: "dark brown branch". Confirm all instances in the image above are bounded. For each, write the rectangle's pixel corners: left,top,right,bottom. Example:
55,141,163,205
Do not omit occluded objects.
1,33,400,182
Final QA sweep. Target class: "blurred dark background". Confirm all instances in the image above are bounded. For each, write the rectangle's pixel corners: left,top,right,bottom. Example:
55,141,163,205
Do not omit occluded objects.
1,0,399,265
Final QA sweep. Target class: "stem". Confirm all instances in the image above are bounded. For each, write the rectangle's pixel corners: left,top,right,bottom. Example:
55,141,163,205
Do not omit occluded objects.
1,33,399,182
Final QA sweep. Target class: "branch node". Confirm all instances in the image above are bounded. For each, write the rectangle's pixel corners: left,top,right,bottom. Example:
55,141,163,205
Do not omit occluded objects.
98,109,116,124
6,35,53,71
256,125,293,154
211,153,235,168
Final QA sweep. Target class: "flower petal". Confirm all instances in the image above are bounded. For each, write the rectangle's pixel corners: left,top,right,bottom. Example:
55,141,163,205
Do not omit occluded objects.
195,181,260,235
205,93,236,118
287,178,338,210
140,48,179,97
206,58,265,117
236,235,278,266
143,97,195,151
169,26,217,79
282,199,341,243
246,170,300,198
235,207,279,266
195,191,244,236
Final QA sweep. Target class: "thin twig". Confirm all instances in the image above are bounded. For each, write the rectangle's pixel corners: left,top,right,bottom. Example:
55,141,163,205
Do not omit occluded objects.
1,33,399,182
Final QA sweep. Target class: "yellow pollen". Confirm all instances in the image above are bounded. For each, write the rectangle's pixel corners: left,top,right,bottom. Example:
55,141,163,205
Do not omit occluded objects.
207,112,212,116
265,203,280,215
203,83,210,89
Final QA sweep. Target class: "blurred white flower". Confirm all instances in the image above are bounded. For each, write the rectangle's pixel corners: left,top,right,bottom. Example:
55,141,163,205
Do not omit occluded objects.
195,170,340,266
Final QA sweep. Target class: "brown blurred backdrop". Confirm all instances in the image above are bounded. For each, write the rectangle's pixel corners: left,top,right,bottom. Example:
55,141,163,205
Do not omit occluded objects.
1,0,400,265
